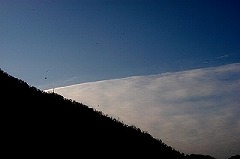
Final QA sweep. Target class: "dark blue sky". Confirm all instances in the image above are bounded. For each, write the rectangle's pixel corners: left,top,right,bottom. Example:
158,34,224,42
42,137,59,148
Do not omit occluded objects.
1,0,239,89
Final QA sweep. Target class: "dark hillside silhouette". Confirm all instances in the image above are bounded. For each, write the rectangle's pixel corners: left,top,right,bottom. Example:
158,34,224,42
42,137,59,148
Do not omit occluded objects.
228,155,240,159
186,154,216,159
0,68,217,158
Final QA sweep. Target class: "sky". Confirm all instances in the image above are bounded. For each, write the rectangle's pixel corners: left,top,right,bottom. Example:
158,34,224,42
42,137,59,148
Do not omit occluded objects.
1,0,240,158
0,0,239,90
48,63,240,159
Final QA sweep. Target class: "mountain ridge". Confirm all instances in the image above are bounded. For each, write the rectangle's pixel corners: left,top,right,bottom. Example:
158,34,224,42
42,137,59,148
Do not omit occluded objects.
0,68,228,158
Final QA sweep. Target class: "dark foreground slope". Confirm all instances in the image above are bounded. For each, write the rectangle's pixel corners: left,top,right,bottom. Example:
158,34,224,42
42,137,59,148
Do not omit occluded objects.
0,69,216,158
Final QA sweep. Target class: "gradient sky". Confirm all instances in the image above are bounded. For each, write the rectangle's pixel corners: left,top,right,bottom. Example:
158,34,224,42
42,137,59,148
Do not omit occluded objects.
0,0,239,90
1,1,240,158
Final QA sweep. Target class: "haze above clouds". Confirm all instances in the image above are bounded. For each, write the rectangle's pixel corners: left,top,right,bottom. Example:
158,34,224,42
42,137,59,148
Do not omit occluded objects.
46,63,240,159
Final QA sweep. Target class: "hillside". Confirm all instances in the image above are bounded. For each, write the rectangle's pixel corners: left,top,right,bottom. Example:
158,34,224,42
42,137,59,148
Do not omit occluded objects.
0,69,217,158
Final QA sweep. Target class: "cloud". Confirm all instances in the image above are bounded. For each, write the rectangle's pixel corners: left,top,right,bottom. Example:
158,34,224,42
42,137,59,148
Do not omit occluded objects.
47,63,240,159
216,54,229,59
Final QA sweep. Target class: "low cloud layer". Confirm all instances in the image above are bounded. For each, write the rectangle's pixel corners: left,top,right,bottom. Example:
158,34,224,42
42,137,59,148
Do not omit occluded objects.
47,63,240,159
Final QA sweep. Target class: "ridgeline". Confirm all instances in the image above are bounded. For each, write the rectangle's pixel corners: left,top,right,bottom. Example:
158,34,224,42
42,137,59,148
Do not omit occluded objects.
0,68,223,158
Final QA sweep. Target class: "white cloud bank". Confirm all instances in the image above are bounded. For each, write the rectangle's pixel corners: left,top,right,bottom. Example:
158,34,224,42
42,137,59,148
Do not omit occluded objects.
46,63,240,159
